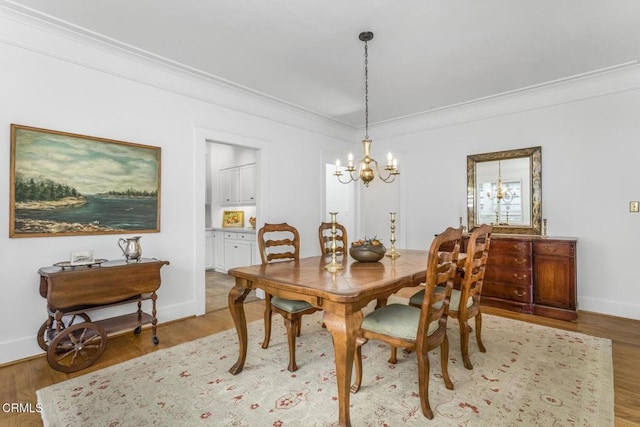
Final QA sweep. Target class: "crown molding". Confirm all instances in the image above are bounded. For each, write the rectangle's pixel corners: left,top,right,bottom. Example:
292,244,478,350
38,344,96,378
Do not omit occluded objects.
370,62,640,139
0,2,356,142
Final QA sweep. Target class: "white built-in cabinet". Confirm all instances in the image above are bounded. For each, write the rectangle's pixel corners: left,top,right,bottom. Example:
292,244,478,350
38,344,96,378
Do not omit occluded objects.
205,230,215,269
213,230,225,271
220,163,256,205
222,231,257,272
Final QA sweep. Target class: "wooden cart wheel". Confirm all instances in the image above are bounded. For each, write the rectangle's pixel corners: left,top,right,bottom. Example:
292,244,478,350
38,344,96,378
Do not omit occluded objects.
47,322,107,372
37,313,91,351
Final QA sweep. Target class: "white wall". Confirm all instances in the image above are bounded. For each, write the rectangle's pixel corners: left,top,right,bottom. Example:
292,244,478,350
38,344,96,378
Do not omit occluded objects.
363,65,640,320
0,9,353,364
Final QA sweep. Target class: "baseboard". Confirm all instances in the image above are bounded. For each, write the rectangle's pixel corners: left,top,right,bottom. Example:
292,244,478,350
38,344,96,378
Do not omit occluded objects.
578,296,640,321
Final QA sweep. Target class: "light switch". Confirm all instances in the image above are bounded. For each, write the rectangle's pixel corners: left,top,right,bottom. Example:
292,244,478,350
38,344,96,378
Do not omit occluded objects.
630,201,639,213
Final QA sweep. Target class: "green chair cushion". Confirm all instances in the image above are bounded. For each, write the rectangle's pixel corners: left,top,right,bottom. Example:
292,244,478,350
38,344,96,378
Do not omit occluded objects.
361,303,439,340
272,296,314,313
410,288,473,311
409,289,425,306
434,287,473,311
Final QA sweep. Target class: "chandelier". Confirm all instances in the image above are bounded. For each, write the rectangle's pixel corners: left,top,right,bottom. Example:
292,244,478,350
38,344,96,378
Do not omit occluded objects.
486,160,516,224
334,31,399,187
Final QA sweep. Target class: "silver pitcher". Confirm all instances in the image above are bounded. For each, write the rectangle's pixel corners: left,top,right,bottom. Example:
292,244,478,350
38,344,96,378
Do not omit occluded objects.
118,236,142,262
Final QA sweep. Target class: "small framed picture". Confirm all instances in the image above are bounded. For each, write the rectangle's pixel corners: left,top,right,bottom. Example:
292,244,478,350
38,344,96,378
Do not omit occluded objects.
222,211,244,228
70,250,95,266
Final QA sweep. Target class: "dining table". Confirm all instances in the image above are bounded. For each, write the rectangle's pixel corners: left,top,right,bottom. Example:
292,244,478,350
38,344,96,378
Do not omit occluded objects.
227,249,430,427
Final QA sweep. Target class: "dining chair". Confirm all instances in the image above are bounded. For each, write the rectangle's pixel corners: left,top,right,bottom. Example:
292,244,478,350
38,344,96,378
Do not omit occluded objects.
318,222,348,255
410,223,493,370
351,226,462,420
258,222,321,372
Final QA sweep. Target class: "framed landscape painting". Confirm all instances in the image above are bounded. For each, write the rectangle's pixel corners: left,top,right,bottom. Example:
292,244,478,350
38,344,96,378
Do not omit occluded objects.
10,124,161,238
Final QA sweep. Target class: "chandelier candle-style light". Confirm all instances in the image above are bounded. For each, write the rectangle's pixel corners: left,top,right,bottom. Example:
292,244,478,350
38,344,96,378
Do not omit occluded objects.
334,31,399,187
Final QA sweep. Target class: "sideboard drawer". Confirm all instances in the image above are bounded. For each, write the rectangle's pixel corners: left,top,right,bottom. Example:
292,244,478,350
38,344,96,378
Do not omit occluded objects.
489,239,532,254
533,241,574,257
483,281,532,303
486,253,532,268
485,265,532,285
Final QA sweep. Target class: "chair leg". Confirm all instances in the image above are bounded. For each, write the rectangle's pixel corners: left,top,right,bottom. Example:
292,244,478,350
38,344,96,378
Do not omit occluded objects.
388,346,398,364
262,295,273,349
351,338,365,393
475,312,486,353
283,317,298,372
460,318,473,370
440,334,454,390
416,349,434,419
295,321,302,337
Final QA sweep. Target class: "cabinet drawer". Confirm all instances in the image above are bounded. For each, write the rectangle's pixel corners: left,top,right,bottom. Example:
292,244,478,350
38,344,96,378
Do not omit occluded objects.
236,233,254,241
224,231,254,241
490,239,532,254
533,241,574,257
483,281,532,303
486,253,531,268
485,265,532,285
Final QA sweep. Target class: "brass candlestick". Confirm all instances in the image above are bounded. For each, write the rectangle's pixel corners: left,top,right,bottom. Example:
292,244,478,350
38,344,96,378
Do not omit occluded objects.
324,212,344,272
459,216,467,234
386,212,400,258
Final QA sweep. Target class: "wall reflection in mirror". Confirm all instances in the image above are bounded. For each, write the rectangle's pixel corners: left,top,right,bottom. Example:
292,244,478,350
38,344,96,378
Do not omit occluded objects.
467,147,542,235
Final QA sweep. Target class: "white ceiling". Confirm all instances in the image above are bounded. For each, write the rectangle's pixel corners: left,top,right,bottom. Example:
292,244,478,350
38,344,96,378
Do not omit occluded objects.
5,0,640,127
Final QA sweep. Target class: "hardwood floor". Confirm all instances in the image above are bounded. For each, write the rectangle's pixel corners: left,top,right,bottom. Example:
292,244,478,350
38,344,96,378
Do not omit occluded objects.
206,269,257,312
1,297,638,426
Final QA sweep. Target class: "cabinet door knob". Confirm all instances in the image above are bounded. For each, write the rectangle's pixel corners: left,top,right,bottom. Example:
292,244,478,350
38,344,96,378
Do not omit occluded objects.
514,258,527,265
514,290,526,297
513,273,528,280
541,246,558,253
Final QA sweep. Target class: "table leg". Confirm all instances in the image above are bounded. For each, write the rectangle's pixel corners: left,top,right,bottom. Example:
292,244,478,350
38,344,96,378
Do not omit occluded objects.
228,278,252,375
322,309,363,427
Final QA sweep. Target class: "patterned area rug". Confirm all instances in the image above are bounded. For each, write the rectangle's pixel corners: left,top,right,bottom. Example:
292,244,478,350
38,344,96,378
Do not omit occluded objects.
37,310,613,426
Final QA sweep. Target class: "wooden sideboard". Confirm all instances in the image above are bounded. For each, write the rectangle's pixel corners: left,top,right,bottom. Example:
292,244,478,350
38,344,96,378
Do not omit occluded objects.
470,235,577,321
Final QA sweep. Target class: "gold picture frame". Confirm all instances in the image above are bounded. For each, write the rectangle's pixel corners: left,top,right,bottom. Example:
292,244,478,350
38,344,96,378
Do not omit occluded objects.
10,124,161,238
222,211,244,228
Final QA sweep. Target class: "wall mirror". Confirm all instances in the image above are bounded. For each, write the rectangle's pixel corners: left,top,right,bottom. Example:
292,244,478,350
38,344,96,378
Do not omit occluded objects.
467,146,542,235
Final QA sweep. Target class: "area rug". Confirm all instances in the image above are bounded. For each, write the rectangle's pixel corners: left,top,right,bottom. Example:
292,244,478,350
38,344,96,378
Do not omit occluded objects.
37,310,613,426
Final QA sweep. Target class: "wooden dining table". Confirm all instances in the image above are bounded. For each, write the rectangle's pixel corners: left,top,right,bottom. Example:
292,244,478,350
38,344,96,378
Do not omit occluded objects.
227,249,430,427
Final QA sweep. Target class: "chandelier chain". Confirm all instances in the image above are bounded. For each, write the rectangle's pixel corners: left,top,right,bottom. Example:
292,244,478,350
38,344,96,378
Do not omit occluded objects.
364,40,369,139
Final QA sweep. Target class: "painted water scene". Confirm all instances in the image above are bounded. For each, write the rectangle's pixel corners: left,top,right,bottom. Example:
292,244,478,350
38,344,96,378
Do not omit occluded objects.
10,125,161,237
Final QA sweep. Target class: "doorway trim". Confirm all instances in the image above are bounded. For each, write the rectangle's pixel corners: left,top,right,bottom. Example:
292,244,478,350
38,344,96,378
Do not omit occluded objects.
321,150,359,240
195,127,270,315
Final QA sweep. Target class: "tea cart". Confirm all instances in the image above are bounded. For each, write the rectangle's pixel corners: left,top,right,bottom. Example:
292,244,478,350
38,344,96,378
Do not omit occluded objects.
37,258,169,372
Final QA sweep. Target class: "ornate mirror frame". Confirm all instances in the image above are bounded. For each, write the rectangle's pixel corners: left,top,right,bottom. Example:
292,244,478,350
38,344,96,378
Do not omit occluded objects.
467,146,542,235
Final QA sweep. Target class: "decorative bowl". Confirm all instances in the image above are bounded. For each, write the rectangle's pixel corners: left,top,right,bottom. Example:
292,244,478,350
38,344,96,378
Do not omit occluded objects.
349,245,386,262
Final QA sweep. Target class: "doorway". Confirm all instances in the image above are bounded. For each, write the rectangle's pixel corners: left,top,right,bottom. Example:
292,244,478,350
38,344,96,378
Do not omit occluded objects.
324,163,356,240
205,141,260,312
